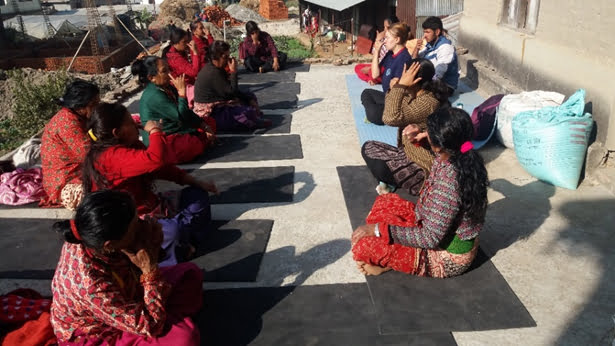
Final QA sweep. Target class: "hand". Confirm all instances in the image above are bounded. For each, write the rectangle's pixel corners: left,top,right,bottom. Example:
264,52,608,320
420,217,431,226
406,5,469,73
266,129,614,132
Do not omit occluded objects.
351,224,376,246
187,40,198,54
228,57,237,73
122,248,157,274
137,51,148,60
398,62,422,87
402,124,426,142
272,58,280,72
196,179,219,195
368,79,376,86
143,119,163,133
169,73,187,97
412,38,424,57
203,26,210,36
375,29,385,43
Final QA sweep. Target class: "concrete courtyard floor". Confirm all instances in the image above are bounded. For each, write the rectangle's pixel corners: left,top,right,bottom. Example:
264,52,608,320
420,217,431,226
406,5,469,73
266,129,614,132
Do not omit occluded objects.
1,64,614,345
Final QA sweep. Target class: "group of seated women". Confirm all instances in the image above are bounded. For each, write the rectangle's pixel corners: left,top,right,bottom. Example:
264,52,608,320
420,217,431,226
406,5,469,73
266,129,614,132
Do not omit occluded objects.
350,22,489,279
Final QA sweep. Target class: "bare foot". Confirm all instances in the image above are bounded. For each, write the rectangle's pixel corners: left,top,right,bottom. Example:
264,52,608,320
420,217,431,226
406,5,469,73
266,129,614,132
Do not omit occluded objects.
258,66,264,74
356,260,391,276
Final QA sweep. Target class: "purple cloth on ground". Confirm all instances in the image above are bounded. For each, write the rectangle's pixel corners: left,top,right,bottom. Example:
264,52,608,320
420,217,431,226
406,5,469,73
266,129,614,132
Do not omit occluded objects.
0,167,46,205
158,187,212,267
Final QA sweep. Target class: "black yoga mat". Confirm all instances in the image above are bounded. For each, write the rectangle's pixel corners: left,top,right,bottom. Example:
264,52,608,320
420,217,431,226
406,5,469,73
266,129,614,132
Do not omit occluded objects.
337,165,536,334
240,82,300,109
237,63,310,84
216,113,292,135
193,134,303,163
195,219,272,282
156,166,295,204
198,284,456,346
0,218,272,282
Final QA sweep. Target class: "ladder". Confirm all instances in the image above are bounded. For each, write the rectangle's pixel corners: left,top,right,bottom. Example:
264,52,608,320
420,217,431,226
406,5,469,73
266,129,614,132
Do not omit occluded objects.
41,2,55,38
85,0,110,56
8,0,27,40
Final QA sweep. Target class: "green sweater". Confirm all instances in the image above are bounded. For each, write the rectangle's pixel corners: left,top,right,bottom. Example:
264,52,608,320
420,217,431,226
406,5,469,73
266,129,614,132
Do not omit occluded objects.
139,83,202,146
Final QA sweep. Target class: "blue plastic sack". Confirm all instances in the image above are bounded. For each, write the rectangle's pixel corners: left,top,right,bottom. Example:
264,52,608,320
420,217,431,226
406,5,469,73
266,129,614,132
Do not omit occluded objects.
512,89,594,190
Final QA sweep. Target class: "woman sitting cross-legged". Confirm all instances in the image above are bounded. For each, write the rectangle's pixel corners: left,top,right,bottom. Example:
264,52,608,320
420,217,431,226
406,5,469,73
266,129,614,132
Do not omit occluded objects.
361,22,413,125
241,20,287,73
82,102,218,266
361,59,450,196
40,80,100,209
193,40,271,131
351,107,489,278
132,56,215,164
50,190,203,345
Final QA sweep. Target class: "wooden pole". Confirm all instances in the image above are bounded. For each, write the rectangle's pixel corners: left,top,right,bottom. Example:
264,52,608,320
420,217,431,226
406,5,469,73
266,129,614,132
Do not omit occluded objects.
115,14,149,54
351,17,354,56
67,30,91,72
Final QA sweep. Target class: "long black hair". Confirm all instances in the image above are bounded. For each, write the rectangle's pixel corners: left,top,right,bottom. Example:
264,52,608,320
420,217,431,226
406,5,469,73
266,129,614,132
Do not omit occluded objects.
162,27,190,59
131,56,160,84
53,190,135,250
427,107,489,223
414,58,450,106
57,79,99,111
82,102,130,193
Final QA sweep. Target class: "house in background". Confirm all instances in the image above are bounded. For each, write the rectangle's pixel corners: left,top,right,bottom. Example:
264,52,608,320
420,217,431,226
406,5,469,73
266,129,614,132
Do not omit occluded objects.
299,0,463,46
458,0,615,150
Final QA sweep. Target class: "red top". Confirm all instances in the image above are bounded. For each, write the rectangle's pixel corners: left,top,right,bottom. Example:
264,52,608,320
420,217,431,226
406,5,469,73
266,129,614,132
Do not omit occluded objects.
92,132,187,215
50,242,171,342
165,46,204,85
193,33,214,58
40,107,91,206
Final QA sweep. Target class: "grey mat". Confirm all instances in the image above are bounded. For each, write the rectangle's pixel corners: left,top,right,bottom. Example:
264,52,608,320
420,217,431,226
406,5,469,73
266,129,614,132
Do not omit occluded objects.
198,284,456,346
240,82,300,109
337,165,536,334
217,113,292,135
193,134,303,163
195,219,272,282
0,218,272,282
160,166,295,204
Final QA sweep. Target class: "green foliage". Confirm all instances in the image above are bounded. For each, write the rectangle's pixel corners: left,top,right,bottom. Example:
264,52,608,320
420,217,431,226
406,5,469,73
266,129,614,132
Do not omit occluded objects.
272,36,314,60
1,69,72,154
135,8,154,31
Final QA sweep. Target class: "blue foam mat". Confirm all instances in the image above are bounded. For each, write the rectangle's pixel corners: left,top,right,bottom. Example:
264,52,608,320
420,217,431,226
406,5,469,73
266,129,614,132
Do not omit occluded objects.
345,74,488,149
345,74,397,147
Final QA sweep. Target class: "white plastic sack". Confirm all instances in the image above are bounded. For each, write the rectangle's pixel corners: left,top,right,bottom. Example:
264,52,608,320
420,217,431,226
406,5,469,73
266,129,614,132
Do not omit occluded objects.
496,91,565,148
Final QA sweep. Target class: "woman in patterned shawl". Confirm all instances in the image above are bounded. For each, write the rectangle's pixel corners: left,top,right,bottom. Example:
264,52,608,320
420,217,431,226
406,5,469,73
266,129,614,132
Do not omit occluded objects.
40,80,100,209
50,190,203,345
361,59,450,196
352,107,489,278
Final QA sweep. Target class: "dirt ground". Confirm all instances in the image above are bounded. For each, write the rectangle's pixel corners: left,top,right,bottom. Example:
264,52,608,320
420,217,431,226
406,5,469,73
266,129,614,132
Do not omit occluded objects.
295,32,370,60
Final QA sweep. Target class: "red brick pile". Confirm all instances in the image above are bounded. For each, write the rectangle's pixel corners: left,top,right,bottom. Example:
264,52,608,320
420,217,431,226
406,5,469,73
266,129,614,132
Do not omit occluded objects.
203,5,242,28
259,0,288,20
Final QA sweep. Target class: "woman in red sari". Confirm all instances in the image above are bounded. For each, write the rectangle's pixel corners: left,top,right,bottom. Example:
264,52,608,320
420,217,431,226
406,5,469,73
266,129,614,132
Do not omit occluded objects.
351,107,489,278
190,20,214,58
40,80,100,209
50,190,203,345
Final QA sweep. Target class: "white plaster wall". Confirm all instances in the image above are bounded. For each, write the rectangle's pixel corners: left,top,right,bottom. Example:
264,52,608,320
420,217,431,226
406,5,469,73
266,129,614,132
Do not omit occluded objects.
460,0,615,148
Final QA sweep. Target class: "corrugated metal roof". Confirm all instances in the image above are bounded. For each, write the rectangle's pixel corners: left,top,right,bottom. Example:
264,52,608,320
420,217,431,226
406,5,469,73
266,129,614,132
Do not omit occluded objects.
304,0,367,12
416,0,463,17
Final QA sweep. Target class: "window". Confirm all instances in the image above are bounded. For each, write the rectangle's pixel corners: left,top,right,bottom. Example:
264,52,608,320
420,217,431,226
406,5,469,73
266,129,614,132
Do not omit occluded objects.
500,0,540,33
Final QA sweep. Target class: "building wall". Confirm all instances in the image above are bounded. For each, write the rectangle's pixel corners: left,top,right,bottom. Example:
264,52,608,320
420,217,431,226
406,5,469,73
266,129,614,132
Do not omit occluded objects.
0,0,41,14
459,0,615,148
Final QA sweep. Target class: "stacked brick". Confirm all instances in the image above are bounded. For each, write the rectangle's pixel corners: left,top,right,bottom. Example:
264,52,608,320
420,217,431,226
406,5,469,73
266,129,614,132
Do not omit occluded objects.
259,0,288,20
